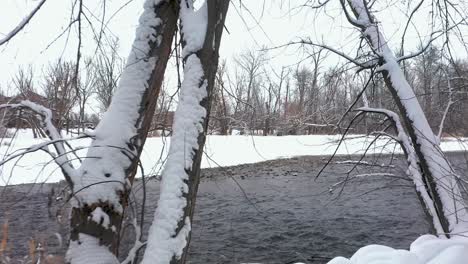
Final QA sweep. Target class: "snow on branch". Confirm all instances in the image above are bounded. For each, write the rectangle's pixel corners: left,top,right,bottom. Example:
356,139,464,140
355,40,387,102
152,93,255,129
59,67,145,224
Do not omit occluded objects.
437,72,455,141
0,0,47,46
121,218,146,264
0,100,76,183
330,172,402,191
334,160,395,168
357,106,445,234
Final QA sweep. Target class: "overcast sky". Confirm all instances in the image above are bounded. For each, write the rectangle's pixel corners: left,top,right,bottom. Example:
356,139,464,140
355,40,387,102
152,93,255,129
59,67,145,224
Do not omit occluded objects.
1,0,466,105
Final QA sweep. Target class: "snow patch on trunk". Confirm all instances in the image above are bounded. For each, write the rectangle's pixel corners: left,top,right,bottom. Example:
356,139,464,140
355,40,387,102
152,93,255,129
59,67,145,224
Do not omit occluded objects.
71,0,163,211
180,1,208,57
141,2,209,263
66,233,119,264
141,54,207,264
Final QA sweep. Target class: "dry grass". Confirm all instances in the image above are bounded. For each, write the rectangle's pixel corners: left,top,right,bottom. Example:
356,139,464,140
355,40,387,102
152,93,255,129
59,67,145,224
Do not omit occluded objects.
0,217,64,264
0,217,9,259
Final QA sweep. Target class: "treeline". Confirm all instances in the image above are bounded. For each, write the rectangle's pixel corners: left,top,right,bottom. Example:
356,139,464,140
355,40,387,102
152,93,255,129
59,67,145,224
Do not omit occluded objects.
204,46,468,136
3,44,468,138
0,39,123,133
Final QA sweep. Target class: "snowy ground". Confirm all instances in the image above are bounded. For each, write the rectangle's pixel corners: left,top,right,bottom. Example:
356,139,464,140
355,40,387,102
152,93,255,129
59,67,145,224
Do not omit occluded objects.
329,235,468,264
1,129,467,186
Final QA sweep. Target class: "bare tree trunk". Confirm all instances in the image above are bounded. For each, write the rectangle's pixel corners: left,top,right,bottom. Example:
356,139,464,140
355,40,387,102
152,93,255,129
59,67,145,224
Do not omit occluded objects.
220,90,229,135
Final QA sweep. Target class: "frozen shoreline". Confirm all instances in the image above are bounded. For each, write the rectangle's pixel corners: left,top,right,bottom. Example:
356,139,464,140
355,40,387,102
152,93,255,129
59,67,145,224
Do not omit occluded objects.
1,130,467,186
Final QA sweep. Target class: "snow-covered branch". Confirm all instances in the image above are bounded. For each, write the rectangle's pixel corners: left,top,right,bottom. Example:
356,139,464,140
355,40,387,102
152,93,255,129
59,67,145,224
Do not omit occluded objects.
334,160,395,168
437,73,455,141
121,218,146,264
356,106,443,234
330,172,403,191
0,100,76,183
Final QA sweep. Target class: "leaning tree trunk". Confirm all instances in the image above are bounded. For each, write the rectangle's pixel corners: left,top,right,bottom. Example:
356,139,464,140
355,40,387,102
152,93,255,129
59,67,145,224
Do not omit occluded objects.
66,1,179,263
346,0,467,236
358,107,445,234
140,1,229,264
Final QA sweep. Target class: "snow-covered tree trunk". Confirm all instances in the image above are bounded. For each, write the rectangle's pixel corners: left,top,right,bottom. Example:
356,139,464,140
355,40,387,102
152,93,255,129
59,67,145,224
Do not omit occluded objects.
345,0,467,236
66,1,179,263
140,0,229,263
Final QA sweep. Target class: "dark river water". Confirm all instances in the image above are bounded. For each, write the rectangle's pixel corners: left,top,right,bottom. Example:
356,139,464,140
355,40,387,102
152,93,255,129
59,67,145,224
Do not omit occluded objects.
1,153,467,263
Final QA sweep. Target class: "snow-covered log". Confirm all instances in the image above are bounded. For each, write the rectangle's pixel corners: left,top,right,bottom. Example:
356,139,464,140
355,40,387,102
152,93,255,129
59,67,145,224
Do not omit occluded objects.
141,1,229,263
344,0,468,236
65,0,179,263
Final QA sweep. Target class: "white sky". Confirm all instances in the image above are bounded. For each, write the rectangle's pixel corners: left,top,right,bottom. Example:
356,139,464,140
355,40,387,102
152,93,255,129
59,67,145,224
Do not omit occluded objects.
1,0,466,102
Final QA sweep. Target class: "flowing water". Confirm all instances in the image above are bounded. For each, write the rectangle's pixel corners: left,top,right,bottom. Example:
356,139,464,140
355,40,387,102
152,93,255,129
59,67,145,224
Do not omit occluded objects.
1,153,467,263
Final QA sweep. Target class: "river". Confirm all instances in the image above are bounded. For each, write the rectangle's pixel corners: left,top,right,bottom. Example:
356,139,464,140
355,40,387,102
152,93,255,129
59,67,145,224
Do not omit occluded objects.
1,153,467,263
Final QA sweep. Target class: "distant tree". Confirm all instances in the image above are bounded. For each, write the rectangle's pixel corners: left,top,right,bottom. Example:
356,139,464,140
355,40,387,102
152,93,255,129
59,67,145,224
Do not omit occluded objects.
234,49,267,133
42,60,76,130
12,65,35,95
93,38,124,113
412,46,444,129
75,59,95,132
267,66,289,135
210,60,231,135
150,80,174,136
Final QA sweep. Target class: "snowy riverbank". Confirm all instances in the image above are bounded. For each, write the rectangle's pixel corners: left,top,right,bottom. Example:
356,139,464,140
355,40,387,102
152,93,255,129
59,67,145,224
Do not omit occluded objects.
1,129,468,185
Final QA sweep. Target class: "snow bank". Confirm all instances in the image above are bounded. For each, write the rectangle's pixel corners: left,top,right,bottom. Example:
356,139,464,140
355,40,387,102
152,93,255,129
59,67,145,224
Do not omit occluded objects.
328,235,468,264
1,131,468,185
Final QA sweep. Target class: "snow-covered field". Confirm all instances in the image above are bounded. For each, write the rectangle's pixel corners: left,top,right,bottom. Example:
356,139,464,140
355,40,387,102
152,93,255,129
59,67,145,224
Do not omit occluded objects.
1,129,468,186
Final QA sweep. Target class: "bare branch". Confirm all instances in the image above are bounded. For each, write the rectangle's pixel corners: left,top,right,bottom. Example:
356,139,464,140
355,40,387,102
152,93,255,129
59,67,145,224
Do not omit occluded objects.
0,0,47,46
